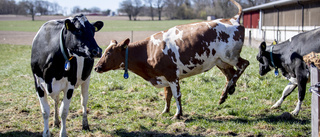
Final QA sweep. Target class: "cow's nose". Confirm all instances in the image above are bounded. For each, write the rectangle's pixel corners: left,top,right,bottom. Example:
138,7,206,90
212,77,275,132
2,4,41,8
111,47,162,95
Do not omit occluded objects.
94,66,102,73
92,48,102,57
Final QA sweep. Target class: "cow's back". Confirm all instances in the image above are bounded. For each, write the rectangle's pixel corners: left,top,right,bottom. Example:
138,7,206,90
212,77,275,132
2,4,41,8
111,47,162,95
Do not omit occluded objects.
295,28,320,56
147,19,244,79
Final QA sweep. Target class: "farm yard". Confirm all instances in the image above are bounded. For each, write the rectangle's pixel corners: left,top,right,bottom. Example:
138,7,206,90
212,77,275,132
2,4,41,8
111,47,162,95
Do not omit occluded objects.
0,15,312,136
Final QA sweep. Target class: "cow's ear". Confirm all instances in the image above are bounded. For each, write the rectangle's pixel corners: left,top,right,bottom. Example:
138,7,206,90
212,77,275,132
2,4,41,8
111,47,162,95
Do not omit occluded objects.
121,38,130,49
259,42,266,52
93,21,104,32
65,19,76,31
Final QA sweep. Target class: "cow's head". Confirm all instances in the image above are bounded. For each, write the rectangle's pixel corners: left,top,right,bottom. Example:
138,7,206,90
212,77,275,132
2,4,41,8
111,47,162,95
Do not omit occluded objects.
94,38,130,73
63,14,103,58
256,42,272,76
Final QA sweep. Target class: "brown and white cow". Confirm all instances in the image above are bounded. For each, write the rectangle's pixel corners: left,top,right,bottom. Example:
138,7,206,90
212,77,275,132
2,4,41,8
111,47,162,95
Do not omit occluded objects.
95,0,249,119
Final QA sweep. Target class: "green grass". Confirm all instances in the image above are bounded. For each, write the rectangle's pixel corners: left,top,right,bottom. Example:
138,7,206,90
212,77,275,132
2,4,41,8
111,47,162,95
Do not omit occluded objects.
0,20,46,32
0,20,202,32
0,44,311,136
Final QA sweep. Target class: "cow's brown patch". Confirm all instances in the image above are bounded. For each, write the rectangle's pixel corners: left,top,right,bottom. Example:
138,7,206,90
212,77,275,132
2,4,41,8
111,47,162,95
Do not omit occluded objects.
219,18,233,25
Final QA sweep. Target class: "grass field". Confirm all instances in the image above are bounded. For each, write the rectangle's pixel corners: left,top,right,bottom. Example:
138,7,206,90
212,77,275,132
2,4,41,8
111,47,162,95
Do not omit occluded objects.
0,43,311,136
0,20,202,32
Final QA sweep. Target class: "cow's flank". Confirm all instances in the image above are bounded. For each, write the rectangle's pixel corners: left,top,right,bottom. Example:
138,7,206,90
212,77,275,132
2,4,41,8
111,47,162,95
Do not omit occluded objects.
31,14,103,137
95,0,249,119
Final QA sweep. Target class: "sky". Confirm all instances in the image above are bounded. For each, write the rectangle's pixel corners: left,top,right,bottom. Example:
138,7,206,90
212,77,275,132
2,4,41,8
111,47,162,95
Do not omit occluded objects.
16,0,123,15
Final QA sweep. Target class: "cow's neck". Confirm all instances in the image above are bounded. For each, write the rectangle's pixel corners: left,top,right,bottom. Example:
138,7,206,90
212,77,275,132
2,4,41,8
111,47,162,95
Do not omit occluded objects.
268,42,290,77
125,40,152,80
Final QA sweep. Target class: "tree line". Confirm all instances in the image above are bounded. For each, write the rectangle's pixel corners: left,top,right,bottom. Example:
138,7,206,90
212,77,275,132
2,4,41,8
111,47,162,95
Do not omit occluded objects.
0,0,111,21
0,0,62,20
0,0,276,21
119,0,276,20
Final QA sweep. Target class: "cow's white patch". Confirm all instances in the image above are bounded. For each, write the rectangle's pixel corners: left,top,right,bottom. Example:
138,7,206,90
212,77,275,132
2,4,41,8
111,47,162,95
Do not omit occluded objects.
118,62,125,70
152,76,169,88
168,81,181,116
74,55,85,88
271,81,297,109
78,16,88,27
288,77,298,85
150,34,162,46
205,22,212,29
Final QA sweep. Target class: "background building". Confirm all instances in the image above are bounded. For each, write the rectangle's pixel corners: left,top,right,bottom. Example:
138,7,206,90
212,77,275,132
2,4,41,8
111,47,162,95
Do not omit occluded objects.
242,0,320,47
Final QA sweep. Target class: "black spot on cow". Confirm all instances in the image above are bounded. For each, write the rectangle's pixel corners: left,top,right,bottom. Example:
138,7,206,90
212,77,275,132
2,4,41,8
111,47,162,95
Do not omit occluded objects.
67,89,73,99
37,87,45,97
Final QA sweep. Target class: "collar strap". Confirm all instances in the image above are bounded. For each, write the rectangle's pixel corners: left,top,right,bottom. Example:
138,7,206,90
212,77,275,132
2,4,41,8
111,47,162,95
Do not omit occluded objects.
123,45,129,79
270,45,279,76
60,26,73,71
270,45,277,69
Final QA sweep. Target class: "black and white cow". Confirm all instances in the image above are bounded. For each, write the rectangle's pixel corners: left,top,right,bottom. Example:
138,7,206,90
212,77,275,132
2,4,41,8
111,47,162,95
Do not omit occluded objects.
31,14,103,137
256,28,320,116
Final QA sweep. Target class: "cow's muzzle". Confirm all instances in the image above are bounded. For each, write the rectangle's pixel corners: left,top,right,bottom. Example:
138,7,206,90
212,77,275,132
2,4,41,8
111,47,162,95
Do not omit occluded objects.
94,66,103,73
92,48,102,58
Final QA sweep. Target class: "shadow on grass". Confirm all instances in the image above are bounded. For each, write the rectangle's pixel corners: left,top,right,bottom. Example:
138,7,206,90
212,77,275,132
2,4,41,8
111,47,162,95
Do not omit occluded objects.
0,130,42,137
112,128,205,137
184,112,310,125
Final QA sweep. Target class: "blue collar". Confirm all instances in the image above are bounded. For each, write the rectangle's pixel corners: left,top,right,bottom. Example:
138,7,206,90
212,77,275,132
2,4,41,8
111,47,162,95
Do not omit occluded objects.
60,26,73,71
270,45,279,76
123,46,129,79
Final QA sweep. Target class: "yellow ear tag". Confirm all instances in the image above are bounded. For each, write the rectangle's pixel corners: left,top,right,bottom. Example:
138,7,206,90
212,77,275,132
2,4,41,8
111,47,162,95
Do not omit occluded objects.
262,44,266,49
95,26,98,32
272,41,277,45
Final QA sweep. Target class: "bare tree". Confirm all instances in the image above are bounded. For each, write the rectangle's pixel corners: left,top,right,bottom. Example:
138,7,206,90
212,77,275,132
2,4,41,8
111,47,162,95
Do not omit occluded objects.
0,0,17,14
19,0,36,21
145,0,154,20
164,0,185,19
120,0,134,20
132,0,143,20
90,7,101,13
156,0,165,20
71,6,81,14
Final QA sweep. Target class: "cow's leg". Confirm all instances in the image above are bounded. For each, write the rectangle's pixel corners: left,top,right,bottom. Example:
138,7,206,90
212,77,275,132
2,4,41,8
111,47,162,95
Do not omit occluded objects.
168,80,182,119
81,79,90,130
217,64,236,105
52,94,60,128
36,86,51,137
271,81,297,109
219,57,249,104
59,88,74,137
291,74,308,116
162,86,173,114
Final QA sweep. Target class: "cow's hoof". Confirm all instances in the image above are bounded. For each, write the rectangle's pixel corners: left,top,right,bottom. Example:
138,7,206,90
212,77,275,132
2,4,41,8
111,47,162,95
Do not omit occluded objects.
271,104,280,109
43,129,50,137
82,125,90,131
171,114,182,120
290,110,299,116
219,95,228,105
228,85,236,95
54,121,60,128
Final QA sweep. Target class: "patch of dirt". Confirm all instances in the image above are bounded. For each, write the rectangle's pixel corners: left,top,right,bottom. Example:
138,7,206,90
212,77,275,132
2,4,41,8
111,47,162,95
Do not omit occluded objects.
167,122,186,133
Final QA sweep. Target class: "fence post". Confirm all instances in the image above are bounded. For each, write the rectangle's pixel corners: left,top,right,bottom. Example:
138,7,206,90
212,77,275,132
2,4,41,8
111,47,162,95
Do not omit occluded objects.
311,65,320,137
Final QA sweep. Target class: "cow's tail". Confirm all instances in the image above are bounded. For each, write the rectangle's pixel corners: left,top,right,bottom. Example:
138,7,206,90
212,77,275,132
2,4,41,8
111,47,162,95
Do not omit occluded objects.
230,0,242,23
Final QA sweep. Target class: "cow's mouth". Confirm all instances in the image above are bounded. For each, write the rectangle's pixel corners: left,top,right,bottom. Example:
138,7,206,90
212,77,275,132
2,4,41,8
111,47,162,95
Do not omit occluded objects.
94,66,103,73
